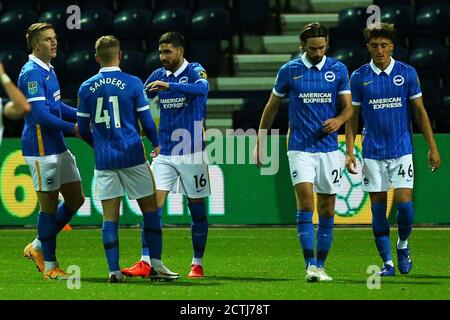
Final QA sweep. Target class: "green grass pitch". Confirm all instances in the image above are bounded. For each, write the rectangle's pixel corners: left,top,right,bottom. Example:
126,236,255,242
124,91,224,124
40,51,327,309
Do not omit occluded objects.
1,227,449,300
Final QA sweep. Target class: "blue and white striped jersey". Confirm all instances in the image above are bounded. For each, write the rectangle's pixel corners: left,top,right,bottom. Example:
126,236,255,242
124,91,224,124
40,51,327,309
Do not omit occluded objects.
350,58,421,160
273,53,350,153
18,55,68,156
144,59,208,156
77,67,157,170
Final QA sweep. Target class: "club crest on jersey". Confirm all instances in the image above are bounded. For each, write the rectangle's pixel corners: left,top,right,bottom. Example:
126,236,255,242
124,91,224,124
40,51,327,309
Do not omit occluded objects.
179,76,188,84
324,71,335,82
45,176,55,186
393,75,404,86
28,81,38,95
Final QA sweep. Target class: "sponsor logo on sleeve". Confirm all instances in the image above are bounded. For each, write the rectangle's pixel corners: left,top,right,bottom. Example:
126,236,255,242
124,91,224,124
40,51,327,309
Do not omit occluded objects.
199,70,207,79
28,81,38,95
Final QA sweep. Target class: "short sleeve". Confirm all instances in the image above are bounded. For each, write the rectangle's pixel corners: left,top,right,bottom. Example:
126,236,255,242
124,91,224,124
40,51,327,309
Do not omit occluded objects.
337,64,351,95
21,69,46,103
272,64,290,97
191,64,209,86
134,78,150,112
408,67,422,100
350,71,362,106
76,84,90,118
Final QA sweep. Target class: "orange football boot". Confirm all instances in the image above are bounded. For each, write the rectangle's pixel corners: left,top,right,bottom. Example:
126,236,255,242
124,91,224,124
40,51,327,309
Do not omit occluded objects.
121,261,151,278
44,267,70,280
187,264,204,278
23,243,44,273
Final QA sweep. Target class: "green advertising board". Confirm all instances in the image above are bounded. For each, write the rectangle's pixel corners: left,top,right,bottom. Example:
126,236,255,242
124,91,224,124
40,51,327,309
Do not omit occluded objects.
1,135,449,226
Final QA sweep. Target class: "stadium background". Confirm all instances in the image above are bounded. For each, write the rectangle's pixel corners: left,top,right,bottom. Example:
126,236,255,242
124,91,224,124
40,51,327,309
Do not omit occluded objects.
0,0,449,226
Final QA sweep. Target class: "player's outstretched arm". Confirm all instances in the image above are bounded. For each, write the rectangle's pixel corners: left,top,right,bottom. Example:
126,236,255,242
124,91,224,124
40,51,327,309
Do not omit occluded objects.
411,96,441,172
30,100,77,135
0,63,30,119
58,101,77,122
345,105,360,174
168,81,208,96
254,92,281,167
146,80,208,97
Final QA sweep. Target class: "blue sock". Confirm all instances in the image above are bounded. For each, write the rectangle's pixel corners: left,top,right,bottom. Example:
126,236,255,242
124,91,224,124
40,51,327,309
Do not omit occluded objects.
396,201,414,241
296,211,316,268
188,202,208,259
37,212,57,262
371,203,392,263
141,223,149,257
102,221,119,272
141,208,162,257
142,211,162,259
316,216,334,268
55,203,76,232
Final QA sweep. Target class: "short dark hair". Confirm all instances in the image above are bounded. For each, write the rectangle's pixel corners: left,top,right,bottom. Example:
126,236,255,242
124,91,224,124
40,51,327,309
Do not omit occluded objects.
363,23,396,43
158,32,185,49
26,22,54,51
299,22,328,42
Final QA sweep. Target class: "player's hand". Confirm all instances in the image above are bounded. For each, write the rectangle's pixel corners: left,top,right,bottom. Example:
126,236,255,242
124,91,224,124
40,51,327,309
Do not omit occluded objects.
345,153,358,174
322,117,343,134
428,148,441,172
0,63,4,76
253,143,263,167
150,146,160,158
146,81,169,92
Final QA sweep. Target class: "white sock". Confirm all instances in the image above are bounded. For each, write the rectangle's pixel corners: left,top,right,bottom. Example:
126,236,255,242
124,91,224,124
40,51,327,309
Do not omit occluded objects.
397,239,408,249
109,270,122,278
32,238,42,251
384,260,394,267
140,255,151,265
44,261,58,272
192,258,203,266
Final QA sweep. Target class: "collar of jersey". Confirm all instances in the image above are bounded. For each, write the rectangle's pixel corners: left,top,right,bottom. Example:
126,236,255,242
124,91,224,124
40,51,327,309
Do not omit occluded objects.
99,66,121,73
29,54,53,72
165,59,189,77
301,52,326,70
370,57,395,75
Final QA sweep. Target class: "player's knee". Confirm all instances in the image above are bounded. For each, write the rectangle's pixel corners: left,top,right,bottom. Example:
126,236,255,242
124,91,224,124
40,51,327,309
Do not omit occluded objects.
67,194,85,211
298,205,314,212
317,203,334,217
188,198,205,205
